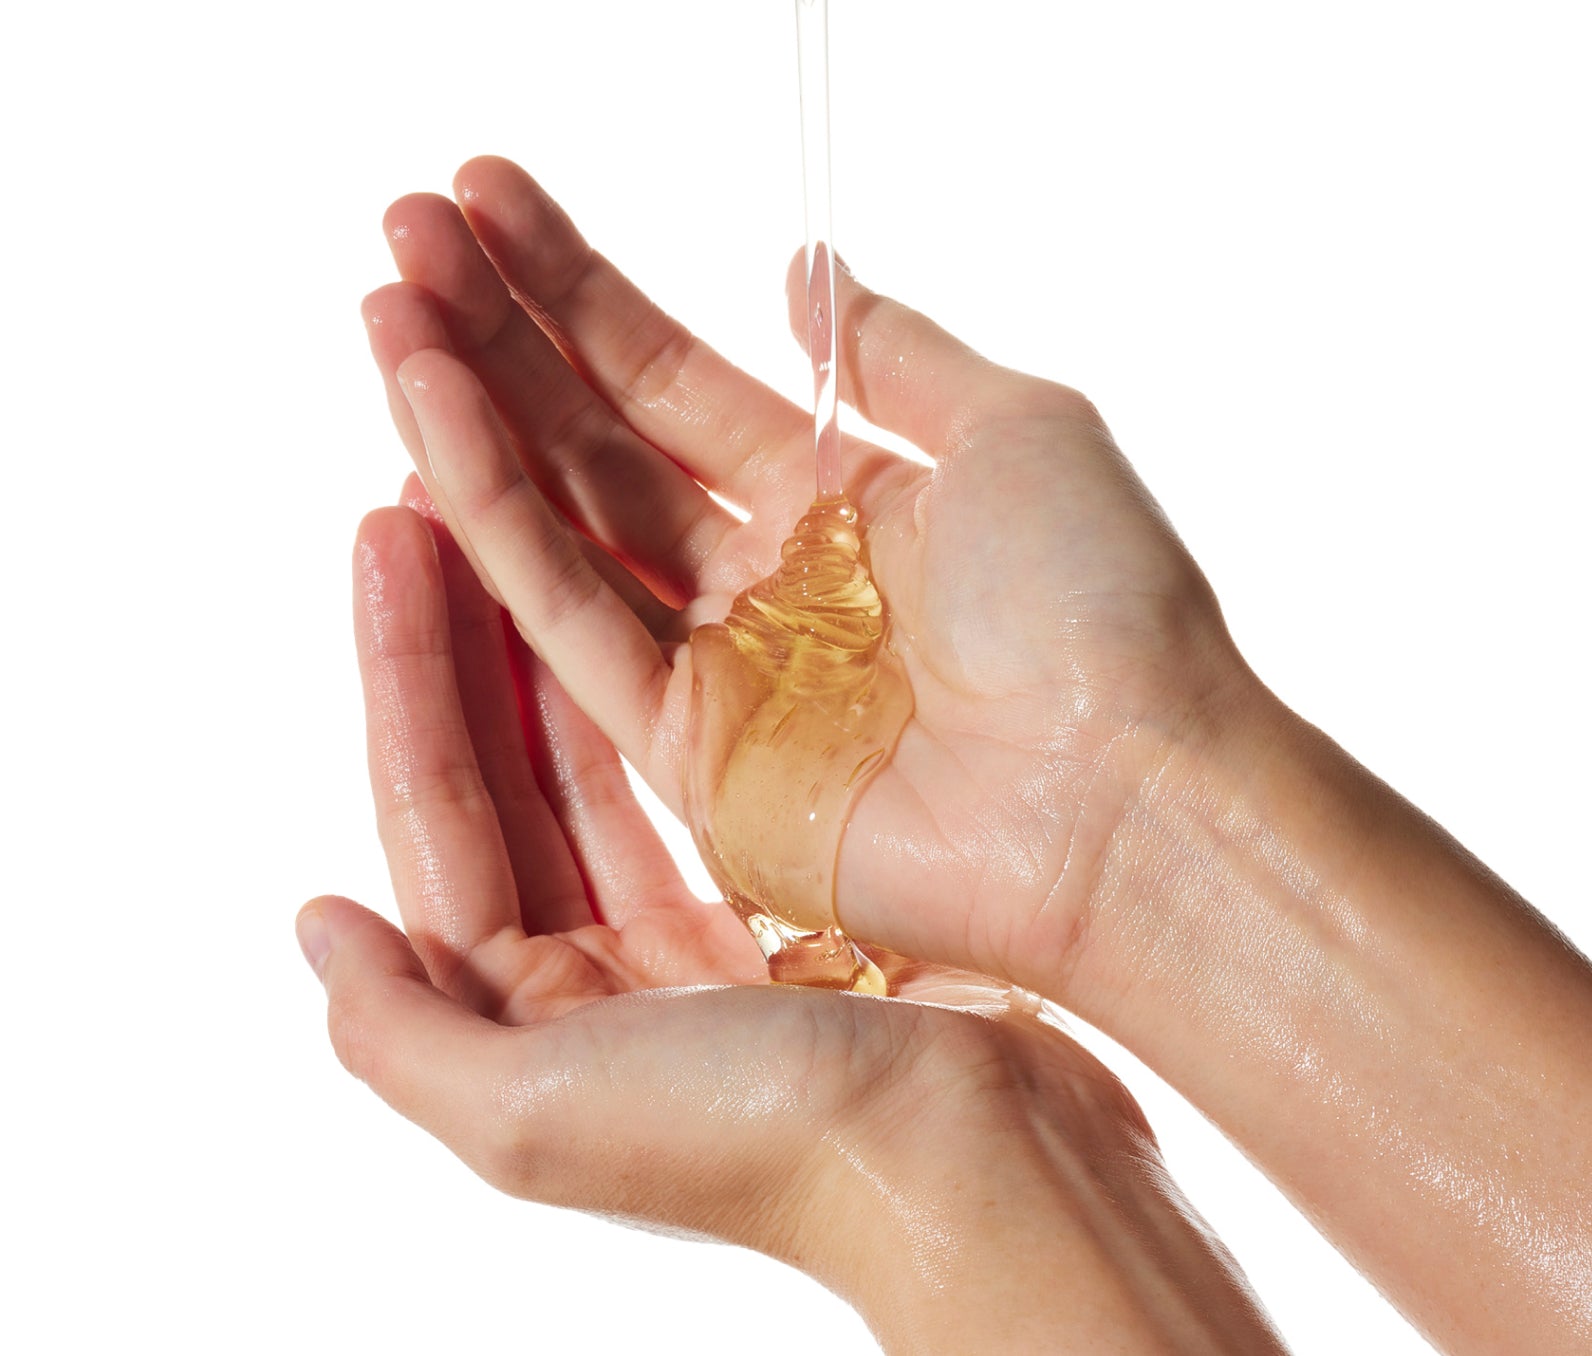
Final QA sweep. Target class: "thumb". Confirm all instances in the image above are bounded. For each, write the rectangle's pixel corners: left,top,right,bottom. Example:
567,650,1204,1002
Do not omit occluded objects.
297,896,523,1180
783,248,999,457
296,899,831,1255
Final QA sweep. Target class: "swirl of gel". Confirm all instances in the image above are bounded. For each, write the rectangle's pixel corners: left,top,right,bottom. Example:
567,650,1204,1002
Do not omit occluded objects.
684,497,913,993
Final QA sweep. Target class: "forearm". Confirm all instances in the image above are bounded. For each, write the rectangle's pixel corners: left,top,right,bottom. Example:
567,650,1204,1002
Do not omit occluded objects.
1065,686,1592,1352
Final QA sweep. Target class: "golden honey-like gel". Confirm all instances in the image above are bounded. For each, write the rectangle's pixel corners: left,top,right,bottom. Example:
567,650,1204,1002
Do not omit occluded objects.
684,496,912,994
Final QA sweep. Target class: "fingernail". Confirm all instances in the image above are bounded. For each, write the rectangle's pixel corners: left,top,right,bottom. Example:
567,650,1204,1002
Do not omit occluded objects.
297,906,332,981
835,251,856,281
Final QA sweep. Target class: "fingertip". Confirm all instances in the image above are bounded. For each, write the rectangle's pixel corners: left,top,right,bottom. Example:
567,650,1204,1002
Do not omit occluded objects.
353,507,442,659
399,476,458,560
304,898,504,1147
355,503,428,553
452,156,583,281
453,154,516,207
361,283,454,410
310,898,440,994
398,472,438,519
783,246,806,297
786,248,868,353
300,894,421,983
360,285,391,329
362,280,437,334
296,899,333,980
382,191,450,251
310,902,440,1094
354,506,387,557
395,349,501,461
782,250,813,361
786,243,864,292
394,347,454,401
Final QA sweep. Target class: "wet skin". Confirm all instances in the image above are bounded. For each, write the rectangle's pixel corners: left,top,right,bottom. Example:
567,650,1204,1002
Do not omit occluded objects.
348,156,1592,1352
299,491,1287,1354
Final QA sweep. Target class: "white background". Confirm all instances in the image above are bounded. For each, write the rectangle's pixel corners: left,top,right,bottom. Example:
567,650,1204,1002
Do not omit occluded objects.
3,2,1587,1351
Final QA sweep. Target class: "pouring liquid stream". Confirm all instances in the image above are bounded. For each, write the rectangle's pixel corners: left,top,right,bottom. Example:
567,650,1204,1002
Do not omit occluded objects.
681,0,911,994
798,0,843,502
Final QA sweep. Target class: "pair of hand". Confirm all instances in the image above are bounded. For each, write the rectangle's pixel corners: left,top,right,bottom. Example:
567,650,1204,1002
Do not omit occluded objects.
299,155,1284,1348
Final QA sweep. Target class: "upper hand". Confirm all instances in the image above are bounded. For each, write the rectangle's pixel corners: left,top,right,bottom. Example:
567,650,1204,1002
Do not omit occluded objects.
362,156,1255,994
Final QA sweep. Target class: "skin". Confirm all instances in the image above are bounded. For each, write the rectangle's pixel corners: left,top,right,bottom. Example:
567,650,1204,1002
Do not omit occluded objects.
361,163,1225,981
327,155,1592,1350
299,487,1286,1353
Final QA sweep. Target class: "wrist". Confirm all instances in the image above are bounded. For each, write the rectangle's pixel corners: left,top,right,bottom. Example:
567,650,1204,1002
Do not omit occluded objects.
1011,653,1294,1015
1055,659,1398,1046
792,1006,1284,1354
1053,670,1356,1039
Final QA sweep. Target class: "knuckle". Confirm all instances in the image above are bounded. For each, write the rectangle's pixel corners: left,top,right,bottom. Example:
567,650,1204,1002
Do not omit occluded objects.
479,1118,544,1198
364,614,450,664
472,1050,577,1200
1058,386,1106,429
1015,375,1106,431
537,393,605,475
459,458,527,525
524,233,595,312
382,741,490,815
531,539,603,633
620,308,696,411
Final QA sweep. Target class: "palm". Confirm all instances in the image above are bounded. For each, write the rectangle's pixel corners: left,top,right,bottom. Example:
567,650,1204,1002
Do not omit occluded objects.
486,900,760,1025
655,401,1221,971
829,416,1226,969
368,156,1233,983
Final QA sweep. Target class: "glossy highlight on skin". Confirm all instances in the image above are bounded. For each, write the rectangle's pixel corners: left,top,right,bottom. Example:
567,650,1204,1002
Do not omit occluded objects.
684,496,912,993
356,535,474,954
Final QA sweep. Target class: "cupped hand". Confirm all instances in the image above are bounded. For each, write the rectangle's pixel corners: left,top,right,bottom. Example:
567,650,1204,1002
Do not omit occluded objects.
299,489,1285,1352
362,156,1255,994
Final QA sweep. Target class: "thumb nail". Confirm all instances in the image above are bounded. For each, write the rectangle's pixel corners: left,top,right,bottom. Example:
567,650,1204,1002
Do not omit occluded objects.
296,905,332,982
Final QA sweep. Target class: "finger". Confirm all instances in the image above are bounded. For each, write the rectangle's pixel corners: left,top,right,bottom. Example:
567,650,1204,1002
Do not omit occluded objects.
520,654,690,930
354,506,524,990
397,478,596,936
366,278,703,618
397,349,689,811
365,286,505,599
784,251,1090,458
452,156,816,511
362,280,452,470
382,193,731,608
398,466,686,647
298,896,538,1184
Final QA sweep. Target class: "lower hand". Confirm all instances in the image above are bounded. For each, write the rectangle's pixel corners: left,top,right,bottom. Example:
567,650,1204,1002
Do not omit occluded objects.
298,484,1284,1353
